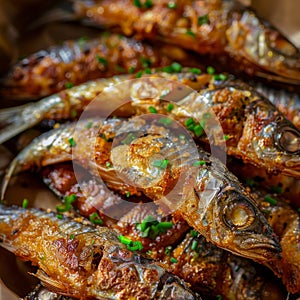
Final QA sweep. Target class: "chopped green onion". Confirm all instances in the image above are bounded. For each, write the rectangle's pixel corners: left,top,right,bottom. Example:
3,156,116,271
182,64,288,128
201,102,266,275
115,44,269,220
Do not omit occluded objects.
162,65,174,73
96,55,108,66
158,222,173,230
224,135,229,141
144,68,152,74
270,185,283,194
56,204,71,213
121,133,136,145
193,124,204,137
106,161,111,168
158,117,172,126
114,64,126,72
217,295,223,300
68,137,76,147
264,196,277,206
245,178,257,188
152,159,169,169
219,73,227,81
86,121,93,129
189,67,201,74
65,194,77,204
191,240,198,251
125,191,131,197
198,14,210,26
144,0,153,8
185,117,195,127
170,257,178,263
89,212,103,225
100,133,108,142
140,56,152,68
165,246,172,255
149,106,158,113
56,214,63,219
179,134,186,140
133,0,142,8
193,160,206,166
65,82,73,89
167,1,177,9
119,235,133,245
70,234,75,240
128,66,136,74
70,109,77,118
190,229,199,237
207,66,215,75
186,29,196,38
147,250,153,256
170,62,182,72
136,70,143,78
127,241,143,251
22,198,28,209
166,103,174,112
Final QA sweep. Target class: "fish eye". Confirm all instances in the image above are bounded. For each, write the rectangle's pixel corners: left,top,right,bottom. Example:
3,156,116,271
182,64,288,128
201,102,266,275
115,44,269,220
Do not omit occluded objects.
276,127,300,154
223,200,255,230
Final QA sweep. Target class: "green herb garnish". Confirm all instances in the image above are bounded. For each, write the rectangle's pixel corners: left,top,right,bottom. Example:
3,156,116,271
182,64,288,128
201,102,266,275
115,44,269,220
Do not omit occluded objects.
207,66,215,75
114,64,126,72
186,29,196,38
140,56,152,68
68,137,76,147
96,55,108,66
170,257,178,263
198,14,210,26
136,70,143,78
65,82,73,89
270,185,283,194
190,229,199,237
22,198,28,209
152,159,169,169
189,67,201,74
89,212,103,225
193,160,206,166
149,106,158,113
166,103,174,112
224,135,229,141
264,196,277,206
128,66,136,74
126,191,131,197
70,109,77,118
191,240,198,251
165,246,172,255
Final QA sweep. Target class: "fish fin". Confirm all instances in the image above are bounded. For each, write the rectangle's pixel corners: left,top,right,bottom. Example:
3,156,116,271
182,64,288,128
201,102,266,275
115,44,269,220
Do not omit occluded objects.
0,102,42,144
0,233,16,253
33,270,75,298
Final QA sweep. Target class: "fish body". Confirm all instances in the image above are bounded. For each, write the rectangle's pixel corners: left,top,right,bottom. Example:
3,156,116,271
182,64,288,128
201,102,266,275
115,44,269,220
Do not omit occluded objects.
0,204,201,300
71,0,300,86
0,72,299,177
42,162,287,299
0,33,189,102
1,117,281,268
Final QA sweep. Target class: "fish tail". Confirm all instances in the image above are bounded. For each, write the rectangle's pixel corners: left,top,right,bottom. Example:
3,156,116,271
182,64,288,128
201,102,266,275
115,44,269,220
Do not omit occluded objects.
0,102,43,145
1,155,21,199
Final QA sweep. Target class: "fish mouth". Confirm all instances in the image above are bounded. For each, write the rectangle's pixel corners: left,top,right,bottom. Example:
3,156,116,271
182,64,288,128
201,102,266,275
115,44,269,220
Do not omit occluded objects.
233,235,282,262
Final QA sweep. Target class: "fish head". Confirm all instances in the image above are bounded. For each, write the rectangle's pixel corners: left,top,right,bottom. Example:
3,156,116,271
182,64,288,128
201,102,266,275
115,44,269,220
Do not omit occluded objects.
251,106,300,177
193,167,282,264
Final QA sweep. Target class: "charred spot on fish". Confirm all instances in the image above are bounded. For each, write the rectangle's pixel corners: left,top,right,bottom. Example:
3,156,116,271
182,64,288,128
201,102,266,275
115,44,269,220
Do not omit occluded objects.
223,199,255,230
275,126,300,154
91,251,103,271
11,228,19,235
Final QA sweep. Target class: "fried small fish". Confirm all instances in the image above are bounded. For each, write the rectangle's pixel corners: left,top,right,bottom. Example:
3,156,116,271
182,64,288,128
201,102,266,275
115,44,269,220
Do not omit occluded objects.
0,204,201,300
1,118,281,267
70,0,300,86
1,72,299,177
